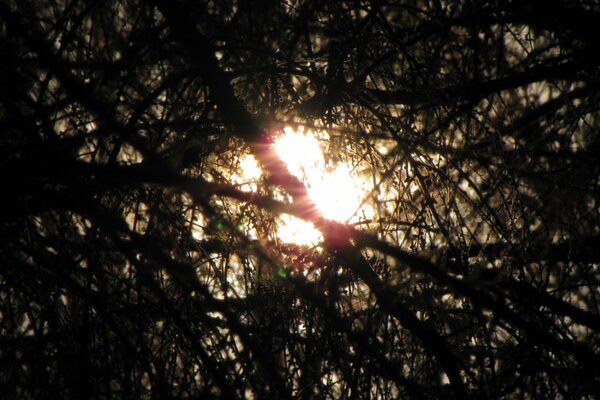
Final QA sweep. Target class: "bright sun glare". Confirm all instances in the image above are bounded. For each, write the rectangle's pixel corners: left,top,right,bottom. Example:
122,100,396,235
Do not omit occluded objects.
241,127,372,246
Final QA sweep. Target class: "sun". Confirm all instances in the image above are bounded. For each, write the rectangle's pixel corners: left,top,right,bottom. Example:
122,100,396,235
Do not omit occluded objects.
237,127,372,246
274,128,368,222
272,127,373,245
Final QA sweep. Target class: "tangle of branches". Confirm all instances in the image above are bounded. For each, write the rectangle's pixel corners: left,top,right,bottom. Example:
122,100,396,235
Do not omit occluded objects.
1,1,600,398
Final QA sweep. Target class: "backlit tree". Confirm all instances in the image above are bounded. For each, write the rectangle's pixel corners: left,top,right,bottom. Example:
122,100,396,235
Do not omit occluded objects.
1,0,599,398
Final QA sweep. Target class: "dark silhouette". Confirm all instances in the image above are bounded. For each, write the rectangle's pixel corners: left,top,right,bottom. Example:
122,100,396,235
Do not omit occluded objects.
1,0,599,398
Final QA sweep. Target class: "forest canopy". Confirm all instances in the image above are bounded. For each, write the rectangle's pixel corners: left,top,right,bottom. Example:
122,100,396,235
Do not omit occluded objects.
1,0,600,398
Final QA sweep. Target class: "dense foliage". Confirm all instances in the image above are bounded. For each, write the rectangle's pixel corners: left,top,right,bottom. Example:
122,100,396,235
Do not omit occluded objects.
1,0,600,398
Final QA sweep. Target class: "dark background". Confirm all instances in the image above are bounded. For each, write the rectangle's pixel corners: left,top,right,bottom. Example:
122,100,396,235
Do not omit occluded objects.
1,0,600,398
